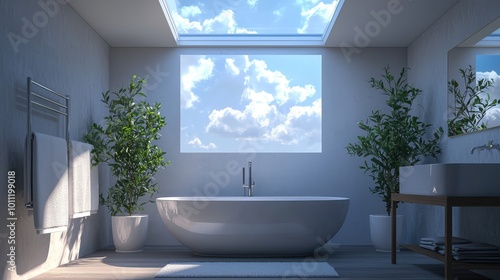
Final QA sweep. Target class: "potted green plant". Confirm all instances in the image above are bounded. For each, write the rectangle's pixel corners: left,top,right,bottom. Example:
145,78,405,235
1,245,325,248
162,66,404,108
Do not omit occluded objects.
346,66,443,252
84,75,169,252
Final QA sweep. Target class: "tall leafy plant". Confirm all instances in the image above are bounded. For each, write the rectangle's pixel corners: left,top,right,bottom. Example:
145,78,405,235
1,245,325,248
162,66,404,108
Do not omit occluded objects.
84,76,170,216
346,66,443,215
448,65,497,136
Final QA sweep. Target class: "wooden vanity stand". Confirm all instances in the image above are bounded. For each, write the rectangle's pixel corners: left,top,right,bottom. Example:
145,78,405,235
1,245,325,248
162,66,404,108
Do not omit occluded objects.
391,193,500,280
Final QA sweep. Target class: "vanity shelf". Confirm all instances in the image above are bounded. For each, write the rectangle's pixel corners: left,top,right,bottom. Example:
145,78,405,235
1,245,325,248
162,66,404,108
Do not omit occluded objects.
391,193,500,280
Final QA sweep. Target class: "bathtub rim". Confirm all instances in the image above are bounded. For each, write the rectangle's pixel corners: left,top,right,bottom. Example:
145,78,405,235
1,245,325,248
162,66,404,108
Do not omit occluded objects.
156,196,350,202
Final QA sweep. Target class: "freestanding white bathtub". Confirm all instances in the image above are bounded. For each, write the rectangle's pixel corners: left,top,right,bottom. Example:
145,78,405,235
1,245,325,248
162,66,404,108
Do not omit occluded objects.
156,196,350,256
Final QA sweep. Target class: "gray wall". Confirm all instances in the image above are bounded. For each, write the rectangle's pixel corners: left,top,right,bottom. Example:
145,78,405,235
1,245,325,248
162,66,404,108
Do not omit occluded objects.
406,0,500,247
0,1,110,279
110,47,407,246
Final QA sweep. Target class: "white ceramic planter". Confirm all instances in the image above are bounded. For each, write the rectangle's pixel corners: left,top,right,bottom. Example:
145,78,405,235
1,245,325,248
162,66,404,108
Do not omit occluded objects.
369,214,403,252
111,214,148,253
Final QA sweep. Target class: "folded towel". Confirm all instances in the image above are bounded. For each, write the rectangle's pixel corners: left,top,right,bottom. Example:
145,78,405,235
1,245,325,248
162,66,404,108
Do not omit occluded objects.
419,240,435,245
452,255,500,262
420,236,470,245
32,132,69,234
69,140,93,218
90,164,99,214
420,240,444,248
437,242,500,263
419,244,439,251
453,243,500,252
439,250,500,257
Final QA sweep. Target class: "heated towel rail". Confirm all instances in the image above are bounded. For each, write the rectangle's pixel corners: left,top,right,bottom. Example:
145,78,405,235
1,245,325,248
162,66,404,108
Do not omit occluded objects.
25,77,70,208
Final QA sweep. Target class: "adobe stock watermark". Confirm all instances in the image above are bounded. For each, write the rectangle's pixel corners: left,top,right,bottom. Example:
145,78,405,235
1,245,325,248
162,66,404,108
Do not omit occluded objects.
142,64,170,92
7,0,69,54
7,171,17,273
340,0,406,63
399,165,416,185
281,234,335,279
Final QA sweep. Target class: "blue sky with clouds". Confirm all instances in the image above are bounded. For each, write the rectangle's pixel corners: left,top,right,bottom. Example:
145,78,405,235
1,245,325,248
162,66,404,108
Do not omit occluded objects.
171,1,332,152
476,55,500,128
165,0,339,35
180,55,322,153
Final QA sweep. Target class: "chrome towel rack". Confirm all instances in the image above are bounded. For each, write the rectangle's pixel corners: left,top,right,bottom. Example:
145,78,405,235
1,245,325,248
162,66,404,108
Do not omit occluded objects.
25,77,70,208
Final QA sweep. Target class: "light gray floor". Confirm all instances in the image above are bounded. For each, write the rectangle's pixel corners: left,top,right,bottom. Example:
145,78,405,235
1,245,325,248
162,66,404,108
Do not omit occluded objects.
32,245,498,280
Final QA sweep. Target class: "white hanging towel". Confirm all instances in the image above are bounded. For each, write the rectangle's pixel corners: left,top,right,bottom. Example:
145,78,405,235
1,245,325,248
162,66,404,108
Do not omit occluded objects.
90,163,99,214
32,132,69,234
69,140,95,218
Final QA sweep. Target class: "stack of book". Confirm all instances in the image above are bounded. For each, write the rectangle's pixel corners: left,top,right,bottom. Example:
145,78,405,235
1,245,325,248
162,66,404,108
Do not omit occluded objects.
419,236,500,262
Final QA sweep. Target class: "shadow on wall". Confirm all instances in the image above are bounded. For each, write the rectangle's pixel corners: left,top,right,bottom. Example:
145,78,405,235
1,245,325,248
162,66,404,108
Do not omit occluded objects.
15,209,50,277
3,135,49,278
10,144,105,279
7,85,107,279
15,206,96,277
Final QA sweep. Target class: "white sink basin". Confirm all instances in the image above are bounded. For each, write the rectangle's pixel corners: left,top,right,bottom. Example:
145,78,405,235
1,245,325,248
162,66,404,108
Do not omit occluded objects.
399,163,500,196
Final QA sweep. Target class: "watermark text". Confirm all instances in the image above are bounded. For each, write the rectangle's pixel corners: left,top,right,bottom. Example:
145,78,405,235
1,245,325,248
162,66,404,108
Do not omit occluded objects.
7,171,17,273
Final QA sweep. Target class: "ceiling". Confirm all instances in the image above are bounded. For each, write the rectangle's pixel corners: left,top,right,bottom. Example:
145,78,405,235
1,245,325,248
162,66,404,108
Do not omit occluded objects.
68,0,459,48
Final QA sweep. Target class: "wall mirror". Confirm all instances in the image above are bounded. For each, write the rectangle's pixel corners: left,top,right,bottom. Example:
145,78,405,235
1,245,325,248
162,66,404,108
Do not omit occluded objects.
447,17,500,137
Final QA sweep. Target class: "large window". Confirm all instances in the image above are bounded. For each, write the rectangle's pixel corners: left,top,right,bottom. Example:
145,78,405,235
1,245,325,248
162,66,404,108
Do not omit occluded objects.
163,0,341,45
180,55,322,153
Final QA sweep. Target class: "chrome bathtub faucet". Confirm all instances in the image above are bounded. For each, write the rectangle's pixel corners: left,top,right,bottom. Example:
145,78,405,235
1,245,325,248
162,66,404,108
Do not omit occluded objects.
242,161,255,196
470,140,500,154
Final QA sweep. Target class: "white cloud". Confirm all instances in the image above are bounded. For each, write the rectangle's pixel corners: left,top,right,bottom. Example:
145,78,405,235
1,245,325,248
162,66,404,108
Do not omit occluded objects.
264,99,321,145
477,70,500,100
181,57,215,109
206,107,250,137
180,5,202,17
172,13,203,33
188,137,217,150
206,88,280,138
244,88,278,128
183,91,199,109
272,7,286,22
243,55,316,104
225,58,240,76
173,9,257,34
296,0,320,4
288,84,316,103
202,10,237,33
287,98,322,127
297,1,339,34
477,70,500,127
484,107,500,122
248,0,258,8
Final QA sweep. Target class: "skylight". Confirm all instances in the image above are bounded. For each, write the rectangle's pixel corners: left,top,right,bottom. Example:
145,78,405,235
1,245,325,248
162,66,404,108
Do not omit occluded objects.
475,27,500,47
163,0,341,45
